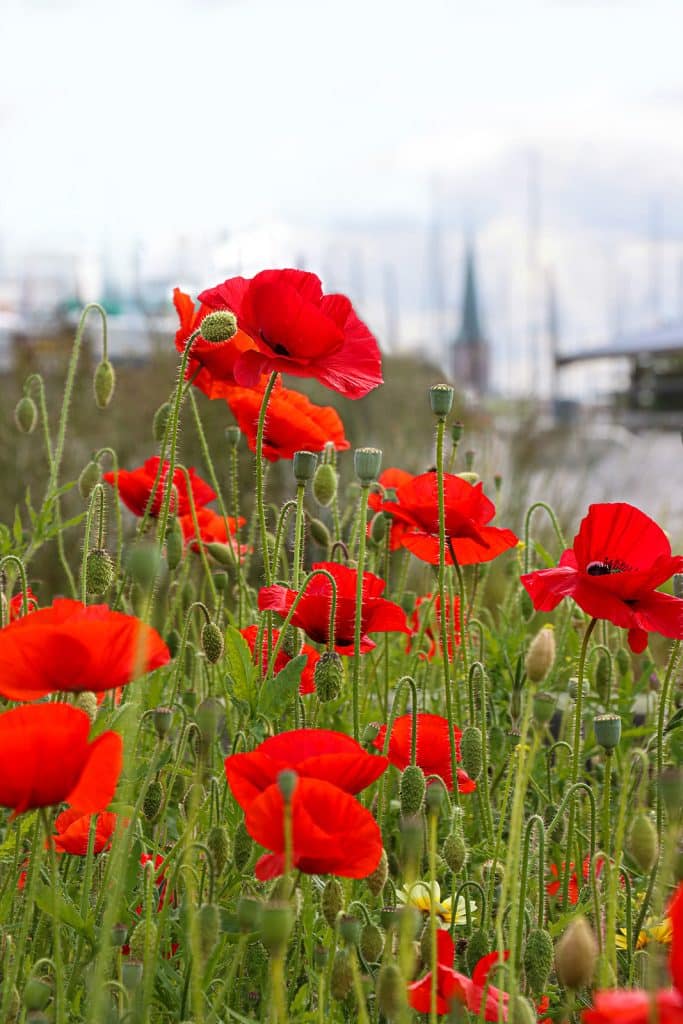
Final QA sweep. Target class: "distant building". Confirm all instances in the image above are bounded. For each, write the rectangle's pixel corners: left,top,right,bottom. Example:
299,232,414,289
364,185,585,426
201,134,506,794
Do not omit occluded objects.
452,242,489,393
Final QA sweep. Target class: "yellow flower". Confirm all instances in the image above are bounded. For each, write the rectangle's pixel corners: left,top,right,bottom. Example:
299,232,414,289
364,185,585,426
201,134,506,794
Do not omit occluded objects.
615,917,672,950
395,881,476,928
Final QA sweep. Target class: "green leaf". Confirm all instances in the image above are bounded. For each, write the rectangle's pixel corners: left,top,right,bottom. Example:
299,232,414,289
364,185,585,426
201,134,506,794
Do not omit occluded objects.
665,707,683,734
35,882,93,942
533,539,557,569
12,506,23,546
257,654,306,718
224,626,257,703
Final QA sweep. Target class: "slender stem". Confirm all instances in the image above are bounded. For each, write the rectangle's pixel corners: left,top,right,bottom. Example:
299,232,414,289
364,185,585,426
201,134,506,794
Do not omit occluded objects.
352,485,370,741
428,810,438,1024
292,484,306,590
523,501,567,574
256,373,279,585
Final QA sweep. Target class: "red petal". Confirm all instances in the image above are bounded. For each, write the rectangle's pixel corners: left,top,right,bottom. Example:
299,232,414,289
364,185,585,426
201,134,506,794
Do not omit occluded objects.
669,881,683,993
66,730,123,813
573,503,672,572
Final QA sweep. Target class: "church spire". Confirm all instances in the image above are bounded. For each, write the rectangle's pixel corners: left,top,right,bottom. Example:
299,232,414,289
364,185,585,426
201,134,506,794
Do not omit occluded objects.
453,240,489,393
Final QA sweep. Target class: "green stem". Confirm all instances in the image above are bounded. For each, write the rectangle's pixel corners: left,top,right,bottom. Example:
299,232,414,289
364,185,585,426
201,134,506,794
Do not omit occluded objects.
256,373,279,585
523,501,567,574
352,484,371,740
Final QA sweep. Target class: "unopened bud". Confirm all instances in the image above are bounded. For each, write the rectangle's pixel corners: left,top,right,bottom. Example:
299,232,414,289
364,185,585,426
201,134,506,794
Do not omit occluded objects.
524,927,554,996
234,820,252,871
166,518,184,571
76,691,98,723
616,647,630,676
460,726,483,780
595,651,611,701
128,919,157,962
22,977,51,1012
85,547,115,594
322,877,344,927
442,831,467,874
512,995,537,1024
15,396,37,434
400,764,426,817
354,447,382,485
429,384,454,418
314,650,344,702
330,949,353,1001
466,928,491,973
627,811,659,873
200,310,238,342
93,359,116,409
533,691,556,726
143,779,164,822
237,895,263,932
292,450,318,485
425,778,446,815
370,512,388,544
197,902,220,959
153,401,172,443
282,625,304,658
78,459,101,499
525,626,555,683
309,517,331,549
555,916,598,989
312,462,338,507
376,962,405,1017
360,921,384,963
124,544,162,589
519,588,535,623
366,848,388,896
260,901,294,955
201,621,224,664
338,914,361,946
207,824,230,876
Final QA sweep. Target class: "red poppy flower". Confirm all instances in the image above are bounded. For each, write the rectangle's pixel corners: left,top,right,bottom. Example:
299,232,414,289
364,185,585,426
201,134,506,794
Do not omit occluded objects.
380,472,518,566
52,808,118,855
240,625,319,695
521,503,683,654
0,598,170,701
368,468,415,550
547,856,607,905
0,704,122,817
225,728,388,811
222,381,350,462
103,456,216,518
8,587,38,621
198,269,383,399
408,930,509,1020
258,560,409,654
179,507,245,547
173,287,262,399
373,713,476,794
407,593,462,660
583,881,683,1024
244,775,383,880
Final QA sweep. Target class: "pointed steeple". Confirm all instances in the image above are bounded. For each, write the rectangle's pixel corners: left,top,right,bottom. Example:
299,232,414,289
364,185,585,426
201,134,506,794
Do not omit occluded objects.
453,241,489,393
456,244,485,347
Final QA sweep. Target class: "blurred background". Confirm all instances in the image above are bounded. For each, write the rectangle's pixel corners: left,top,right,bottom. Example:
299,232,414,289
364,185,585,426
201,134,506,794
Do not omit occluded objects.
1,0,683,564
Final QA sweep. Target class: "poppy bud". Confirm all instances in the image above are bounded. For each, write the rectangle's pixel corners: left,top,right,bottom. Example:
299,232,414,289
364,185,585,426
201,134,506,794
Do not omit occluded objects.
15,395,37,434
460,725,483,780
533,691,556,726
152,401,172,443
314,651,344,703
201,622,224,664
519,588,535,623
234,820,253,871
93,359,116,409
354,447,382,486
555,916,598,989
143,780,164,822
165,518,184,571
225,424,241,448
129,919,157,962
442,831,467,874
207,824,230,876
200,310,238,343
330,949,353,1001
400,590,417,615
205,542,236,568
376,963,405,1017
197,902,220,959
282,626,304,659
308,517,331,549
457,471,480,485
365,848,388,896
260,901,294,955
370,512,388,544
76,691,98,723
466,928,491,973
400,764,426,817
277,768,298,803
524,927,554,996
153,705,174,738
312,463,338,507
512,995,537,1024
362,722,381,750
360,921,384,963
627,811,658,873
5,986,20,1021
339,913,361,946
85,547,115,594
594,713,621,752
237,895,263,932
595,652,611,701
292,450,318,485
22,977,51,1012
122,958,144,990
616,647,630,676
659,767,683,820
125,544,162,589
419,920,435,965
425,778,446,815
78,459,102,500
525,625,555,683
182,783,205,822
322,877,344,927
429,383,454,418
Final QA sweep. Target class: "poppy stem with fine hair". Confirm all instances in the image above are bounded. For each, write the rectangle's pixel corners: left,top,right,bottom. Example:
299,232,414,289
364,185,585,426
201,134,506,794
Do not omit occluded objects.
352,483,371,740
255,372,279,586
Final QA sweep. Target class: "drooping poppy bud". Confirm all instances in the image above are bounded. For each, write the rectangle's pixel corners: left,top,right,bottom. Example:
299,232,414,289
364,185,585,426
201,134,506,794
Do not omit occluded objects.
400,764,426,817
197,902,220,960
312,462,338,507
524,927,554,996
78,459,102,499
366,848,388,897
555,916,598,989
466,928,491,973
143,780,164,822
76,691,98,723
360,921,384,963
201,622,224,664
85,548,115,595
207,825,230,877
376,963,405,1018
309,517,331,549
165,518,184,571
15,396,37,434
314,650,344,702
259,901,294,955
460,726,483,780
93,359,116,409
330,949,353,1001
22,977,52,1012
322,877,344,927
627,811,658,873
525,625,555,683
234,820,253,872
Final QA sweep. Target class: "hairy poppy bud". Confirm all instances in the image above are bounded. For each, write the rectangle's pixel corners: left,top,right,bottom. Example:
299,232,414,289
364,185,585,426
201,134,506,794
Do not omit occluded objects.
309,517,331,549
400,764,426,817
197,902,220,959
312,462,338,507
282,625,304,659
201,622,224,664
207,824,230,876
512,995,537,1024
152,401,172,443
426,778,446,815
366,848,388,896
524,927,554,996
519,588,534,623
129,919,157,962
460,726,483,780
292,450,318,485
533,691,556,726
153,705,174,738
196,697,223,740
354,447,382,486
234,820,253,872
339,913,361,946
225,424,241,448
93,359,116,409
23,977,51,1012
595,651,611,701
419,920,434,965
314,650,343,702
200,310,238,343
376,963,405,1017
429,383,454,418
616,647,630,676
330,949,353,1001
143,779,164,822
85,547,115,594
15,395,37,434
360,921,384,963
594,713,621,752
237,896,263,933
260,902,294,955
165,518,184,571
555,916,598,989
466,928,491,973
125,544,162,589
322,877,344,927
78,459,101,500
628,811,658,873
75,690,98,723
525,626,555,683
442,831,467,874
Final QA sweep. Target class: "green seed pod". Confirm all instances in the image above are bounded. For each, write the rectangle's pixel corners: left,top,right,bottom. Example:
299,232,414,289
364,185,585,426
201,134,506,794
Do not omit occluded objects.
338,913,361,946
466,928,490,973
309,517,331,548
128,919,157,961
628,811,659,873
524,927,554,996
197,903,220,959
330,949,353,1001
152,401,172,443
354,447,382,485
442,831,467,874
259,901,294,955
616,647,630,676
533,691,556,726
376,962,405,1018
314,650,344,702
76,690,98,724
200,310,238,342
594,713,621,752
152,705,174,738
125,544,162,589
595,651,611,701
196,697,223,741
22,977,52,1012
237,896,263,933
370,512,388,544
93,359,116,409
322,877,344,927
143,779,164,822
207,824,230,876
519,588,535,623
14,395,37,434
460,726,483,780
201,621,224,664
78,459,102,500
312,462,338,507
165,518,184,571
234,820,253,872
429,383,455,418
366,848,388,896
360,921,384,963
555,916,598,989
121,959,143,990
85,547,115,594
292,449,318,484
400,764,426,817
525,626,556,683
512,995,537,1024
225,425,241,449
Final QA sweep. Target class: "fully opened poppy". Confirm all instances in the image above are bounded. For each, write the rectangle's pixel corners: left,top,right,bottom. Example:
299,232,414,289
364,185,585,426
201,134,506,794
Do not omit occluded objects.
0,598,170,701
521,503,683,654
8,587,38,621
368,468,415,550
222,381,350,461
583,881,683,1024
379,471,518,566
258,561,409,654
0,704,122,817
179,507,246,549
103,457,216,518
547,856,607,906
407,930,509,1020
225,728,388,811
52,808,118,855
244,775,383,880
408,593,462,660
373,713,476,793
240,625,320,695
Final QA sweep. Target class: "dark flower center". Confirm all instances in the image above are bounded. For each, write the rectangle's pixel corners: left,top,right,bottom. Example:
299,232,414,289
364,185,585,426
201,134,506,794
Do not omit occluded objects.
260,329,289,356
586,559,630,576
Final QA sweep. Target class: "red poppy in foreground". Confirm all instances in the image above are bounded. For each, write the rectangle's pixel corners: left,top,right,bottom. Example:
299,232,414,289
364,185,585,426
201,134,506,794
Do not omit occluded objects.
245,775,383,880
198,269,383,399
408,930,509,1020
0,704,122,817
368,468,415,550
0,598,170,701
52,808,118,855
521,503,683,654
222,381,350,461
379,472,518,566
8,587,38,621
258,561,409,654
225,728,388,810
103,457,216,518
240,625,320,695
583,881,683,1024
373,713,476,794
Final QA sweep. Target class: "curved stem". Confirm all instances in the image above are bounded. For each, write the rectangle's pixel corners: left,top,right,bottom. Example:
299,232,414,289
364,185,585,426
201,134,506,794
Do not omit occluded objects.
255,372,279,585
523,501,567,574
352,484,370,740
263,569,338,682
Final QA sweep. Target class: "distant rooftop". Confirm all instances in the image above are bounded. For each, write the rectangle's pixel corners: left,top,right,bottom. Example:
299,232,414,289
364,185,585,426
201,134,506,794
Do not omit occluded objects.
557,320,683,365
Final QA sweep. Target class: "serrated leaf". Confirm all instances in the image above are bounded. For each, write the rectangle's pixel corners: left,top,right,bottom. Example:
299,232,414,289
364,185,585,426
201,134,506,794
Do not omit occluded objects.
12,506,23,545
257,654,306,718
224,625,257,703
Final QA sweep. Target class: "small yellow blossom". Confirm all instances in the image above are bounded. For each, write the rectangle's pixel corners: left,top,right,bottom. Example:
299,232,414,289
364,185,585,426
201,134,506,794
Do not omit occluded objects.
615,917,672,950
395,881,476,929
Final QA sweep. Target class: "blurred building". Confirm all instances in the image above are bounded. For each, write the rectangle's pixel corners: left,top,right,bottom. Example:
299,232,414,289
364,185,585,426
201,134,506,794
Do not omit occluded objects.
452,242,490,394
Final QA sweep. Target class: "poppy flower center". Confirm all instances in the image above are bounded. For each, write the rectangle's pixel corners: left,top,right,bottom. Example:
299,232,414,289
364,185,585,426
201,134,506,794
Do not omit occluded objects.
586,558,630,576
260,330,289,356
